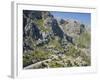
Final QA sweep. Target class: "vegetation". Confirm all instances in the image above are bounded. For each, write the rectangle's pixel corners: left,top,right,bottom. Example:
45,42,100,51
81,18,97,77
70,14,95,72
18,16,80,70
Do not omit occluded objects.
76,32,91,48
23,48,53,67
48,59,64,67
65,44,79,57
23,52,33,67
31,48,52,60
33,19,51,32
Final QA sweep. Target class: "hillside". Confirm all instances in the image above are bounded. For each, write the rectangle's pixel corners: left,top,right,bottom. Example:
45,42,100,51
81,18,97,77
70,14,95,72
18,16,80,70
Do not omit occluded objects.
23,10,91,69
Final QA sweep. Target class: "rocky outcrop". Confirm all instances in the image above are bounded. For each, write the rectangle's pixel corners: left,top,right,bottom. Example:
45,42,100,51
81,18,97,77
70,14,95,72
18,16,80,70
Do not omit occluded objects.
23,10,86,45
59,19,85,38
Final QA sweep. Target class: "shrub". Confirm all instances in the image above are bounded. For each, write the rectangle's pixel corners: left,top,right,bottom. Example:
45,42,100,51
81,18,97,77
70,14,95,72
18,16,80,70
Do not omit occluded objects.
65,44,79,57
48,60,64,68
31,48,52,60
34,19,51,32
23,53,33,67
76,32,91,48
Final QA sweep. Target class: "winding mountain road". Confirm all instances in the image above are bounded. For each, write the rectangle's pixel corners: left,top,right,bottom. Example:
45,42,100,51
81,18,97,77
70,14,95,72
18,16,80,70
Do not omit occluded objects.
24,58,52,69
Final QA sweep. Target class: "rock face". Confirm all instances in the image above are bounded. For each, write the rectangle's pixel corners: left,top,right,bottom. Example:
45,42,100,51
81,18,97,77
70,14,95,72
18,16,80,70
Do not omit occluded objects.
23,10,91,68
59,19,85,38
23,10,86,45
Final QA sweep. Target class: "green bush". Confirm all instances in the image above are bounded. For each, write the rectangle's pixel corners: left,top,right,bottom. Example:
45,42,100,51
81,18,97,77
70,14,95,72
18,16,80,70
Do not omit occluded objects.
76,32,91,48
65,44,79,57
31,48,53,60
48,60,64,68
34,19,51,32
23,53,33,67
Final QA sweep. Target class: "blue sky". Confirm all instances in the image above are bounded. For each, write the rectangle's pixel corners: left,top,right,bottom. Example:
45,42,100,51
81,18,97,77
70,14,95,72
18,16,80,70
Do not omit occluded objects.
51,11,91,26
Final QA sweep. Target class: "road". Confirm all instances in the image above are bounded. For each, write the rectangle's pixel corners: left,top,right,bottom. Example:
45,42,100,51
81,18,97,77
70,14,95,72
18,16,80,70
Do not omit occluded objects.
24,58,52,69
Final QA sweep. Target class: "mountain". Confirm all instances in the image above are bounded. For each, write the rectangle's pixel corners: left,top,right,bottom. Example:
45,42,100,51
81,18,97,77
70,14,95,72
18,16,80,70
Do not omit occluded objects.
23,10,91,68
